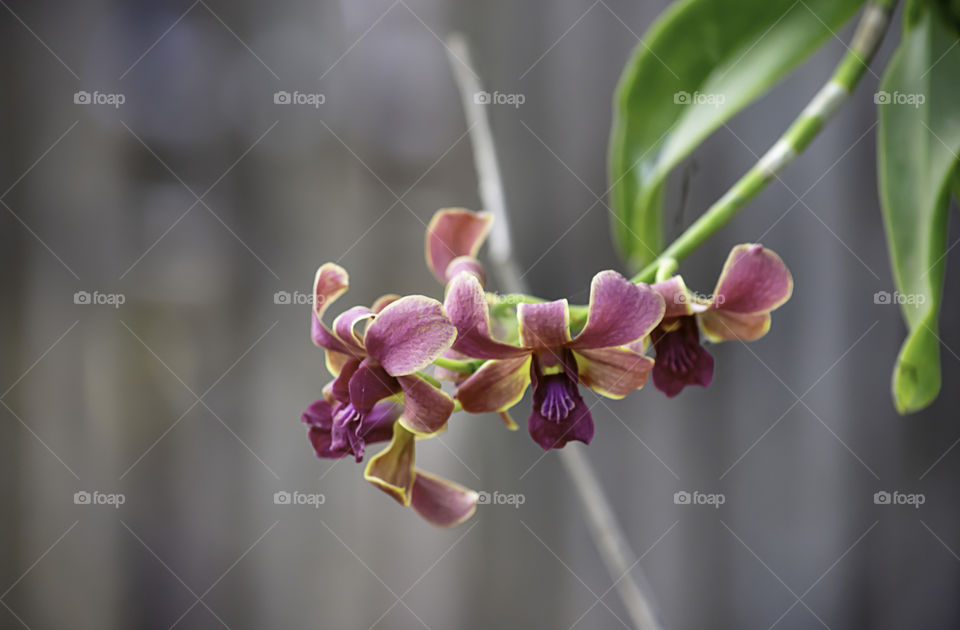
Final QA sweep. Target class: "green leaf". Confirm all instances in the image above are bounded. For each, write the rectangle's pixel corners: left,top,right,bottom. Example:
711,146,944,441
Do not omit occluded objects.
878,7,960,414
609,0,866,269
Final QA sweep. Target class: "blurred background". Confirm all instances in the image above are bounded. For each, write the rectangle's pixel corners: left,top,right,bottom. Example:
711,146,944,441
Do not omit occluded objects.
1,1,959,628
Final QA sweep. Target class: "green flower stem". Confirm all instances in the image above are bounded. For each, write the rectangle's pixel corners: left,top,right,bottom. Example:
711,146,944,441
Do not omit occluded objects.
631,0,897,285
431,356,485,374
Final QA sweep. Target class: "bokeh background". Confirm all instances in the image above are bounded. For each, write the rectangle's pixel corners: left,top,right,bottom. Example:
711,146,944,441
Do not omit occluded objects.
2,1,959,629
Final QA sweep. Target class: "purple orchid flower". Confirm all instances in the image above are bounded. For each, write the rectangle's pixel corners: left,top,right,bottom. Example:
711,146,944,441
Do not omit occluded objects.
443,270,665,450
309,263,458,450
302,395,400,461
425,208,493,285
364,422,479,528
646,244,793,397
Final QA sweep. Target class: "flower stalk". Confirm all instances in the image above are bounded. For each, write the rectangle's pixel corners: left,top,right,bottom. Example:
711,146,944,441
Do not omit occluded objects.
632,0,898,285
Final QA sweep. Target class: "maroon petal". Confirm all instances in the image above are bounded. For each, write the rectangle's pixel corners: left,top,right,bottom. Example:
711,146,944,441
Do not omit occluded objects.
444,272,529,360
348,358,401,413
528,371,594,450
331,358,362,404
357,401,403,446
396,374,455,436
302,400,348,459
651,318,714,398
410,471,479,528
307,426,348,459
364,296,457,376
455,355,532,413
425,208,493,283
569,271,665,350
712,244,793,314
573,346,654,398
302,399,333,430
518,300,571,349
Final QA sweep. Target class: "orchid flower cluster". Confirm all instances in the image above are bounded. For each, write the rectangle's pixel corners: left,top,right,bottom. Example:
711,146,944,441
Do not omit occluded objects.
302,209,793,527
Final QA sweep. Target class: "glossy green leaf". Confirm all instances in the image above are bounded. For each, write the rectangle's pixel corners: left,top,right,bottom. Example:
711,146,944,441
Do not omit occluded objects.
878,7,960,414
609,0,866,269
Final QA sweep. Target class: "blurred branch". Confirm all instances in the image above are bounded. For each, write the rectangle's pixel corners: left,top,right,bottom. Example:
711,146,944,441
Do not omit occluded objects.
445,33,664,630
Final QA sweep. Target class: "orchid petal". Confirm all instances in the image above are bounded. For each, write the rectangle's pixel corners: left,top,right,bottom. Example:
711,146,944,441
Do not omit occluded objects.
312,312,353,355
712,244,793,314
573,347,654,398
425,208,493,283
348,358,401,413
371,294,401,314
323,347,354,378
311,263,361,357
364,296,457,376
302,399,333,430
570,271,665,350
651,276,708,319
357,401,402,446
410,471,478,528
364,423,416,505
396,374,455,436
445,256,486,286
518,300,571,349
333,306,373,351
699,310,772,342
528,373,593,450
455,356,532,413
302,400,344,459
444,272,529,359
651,318,714,397
331,358,362,404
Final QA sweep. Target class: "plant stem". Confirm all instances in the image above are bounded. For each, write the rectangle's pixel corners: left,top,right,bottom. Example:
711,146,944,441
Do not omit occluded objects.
432,356,483,374
632,0,898,284
447,33,664,630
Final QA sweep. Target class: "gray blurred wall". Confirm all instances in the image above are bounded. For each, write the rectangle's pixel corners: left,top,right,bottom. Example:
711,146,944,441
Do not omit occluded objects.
1,1,959,629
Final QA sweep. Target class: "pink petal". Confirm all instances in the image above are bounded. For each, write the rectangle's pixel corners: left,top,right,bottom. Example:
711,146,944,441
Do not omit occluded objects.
455,356,532,413
712,244,793,314
364,296,457,376
569,271,665,350
311,263,360,355
371,294,400,314
313,262,349,320
444,272,529,359
518,300,571,349
410,470,478,528
425,209,493,283
396,374,455,436
333,306,373,353
445,256,486,286
573,347,654,398
651,276,708,319
364,423,416,505
348,358,401,413
698,310,772,342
